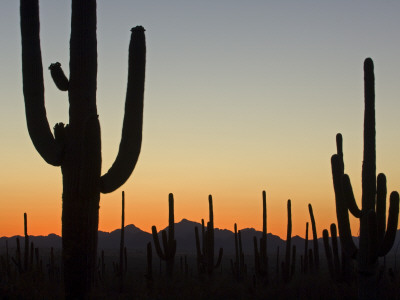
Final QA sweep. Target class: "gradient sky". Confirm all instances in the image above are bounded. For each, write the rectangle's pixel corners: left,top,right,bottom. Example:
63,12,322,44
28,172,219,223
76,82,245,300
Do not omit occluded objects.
1,1,400,240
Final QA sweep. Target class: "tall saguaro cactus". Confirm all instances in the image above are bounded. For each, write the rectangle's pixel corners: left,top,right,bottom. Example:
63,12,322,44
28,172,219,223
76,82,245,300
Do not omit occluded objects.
253,190,268,281
20,1,145,298
331,58,399,300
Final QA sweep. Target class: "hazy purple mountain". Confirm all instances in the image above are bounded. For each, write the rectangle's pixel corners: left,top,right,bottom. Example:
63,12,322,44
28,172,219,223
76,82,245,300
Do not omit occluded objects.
1,219,399,258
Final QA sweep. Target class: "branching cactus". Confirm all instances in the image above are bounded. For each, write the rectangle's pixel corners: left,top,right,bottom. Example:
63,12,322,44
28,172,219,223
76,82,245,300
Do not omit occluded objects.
322,223,353,282
20,1,145,297
152,193,177,277
194,195,223,275
331,58,399,300
231,223,246,280
253,190,268,281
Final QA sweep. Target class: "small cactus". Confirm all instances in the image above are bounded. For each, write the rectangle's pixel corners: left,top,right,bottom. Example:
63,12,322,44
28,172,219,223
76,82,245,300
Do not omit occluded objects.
152,193,176,277
253,191,268,281
194,195,223,276
308,204,320,271
283,199,292,283
231,223,246,280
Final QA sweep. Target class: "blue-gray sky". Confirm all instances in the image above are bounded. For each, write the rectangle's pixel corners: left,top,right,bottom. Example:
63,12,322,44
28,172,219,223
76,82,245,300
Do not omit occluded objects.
1,1,399,238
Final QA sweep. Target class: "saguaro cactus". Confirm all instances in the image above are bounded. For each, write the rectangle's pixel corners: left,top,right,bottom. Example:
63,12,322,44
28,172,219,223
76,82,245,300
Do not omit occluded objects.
308,204,319,270
283,199,292,283
231,223,246,280
331,58,399,300
20,1,145,298
303,222,309,273
253,190,268,281
152,193,177,277
194,195,223,275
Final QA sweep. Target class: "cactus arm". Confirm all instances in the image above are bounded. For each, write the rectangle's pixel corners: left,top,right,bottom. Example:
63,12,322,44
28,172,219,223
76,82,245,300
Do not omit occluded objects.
20,0,63,166
331,154,358,258
379,191,399,256
362,58,376,212
376,173,387,244
100,27,145,194
336,133,344,172
342,174,362,218
151,226,166,260
49,62,69,91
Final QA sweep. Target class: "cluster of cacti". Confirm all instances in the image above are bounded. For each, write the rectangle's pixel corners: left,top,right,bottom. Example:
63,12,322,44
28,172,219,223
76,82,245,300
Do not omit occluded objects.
331,58,399,299
19,1,145,297
231,223,247,280
322,223,354,282
194,195,223,276
152,193,177,277
253,191,268,282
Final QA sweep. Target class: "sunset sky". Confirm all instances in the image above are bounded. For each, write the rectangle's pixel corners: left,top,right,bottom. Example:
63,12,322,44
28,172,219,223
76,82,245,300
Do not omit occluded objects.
1,1,400,240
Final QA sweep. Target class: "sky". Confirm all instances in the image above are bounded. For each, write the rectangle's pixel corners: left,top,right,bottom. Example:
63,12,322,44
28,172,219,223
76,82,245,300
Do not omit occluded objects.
1,1,400,240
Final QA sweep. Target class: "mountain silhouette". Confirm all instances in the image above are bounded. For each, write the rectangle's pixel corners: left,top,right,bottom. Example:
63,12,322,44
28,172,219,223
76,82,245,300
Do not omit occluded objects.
1,219,399,257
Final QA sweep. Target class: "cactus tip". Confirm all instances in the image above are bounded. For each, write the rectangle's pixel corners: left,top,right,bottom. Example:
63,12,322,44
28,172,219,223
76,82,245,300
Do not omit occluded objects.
131,25,145,32
48,62,61,70
364,58,374,72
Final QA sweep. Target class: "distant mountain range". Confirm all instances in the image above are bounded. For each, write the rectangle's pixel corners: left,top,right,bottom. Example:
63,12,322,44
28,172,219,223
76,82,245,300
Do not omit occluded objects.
1,218,400,256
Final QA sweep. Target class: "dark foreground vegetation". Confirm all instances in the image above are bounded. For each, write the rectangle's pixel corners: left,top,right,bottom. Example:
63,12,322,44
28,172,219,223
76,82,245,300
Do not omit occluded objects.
1,246,400,299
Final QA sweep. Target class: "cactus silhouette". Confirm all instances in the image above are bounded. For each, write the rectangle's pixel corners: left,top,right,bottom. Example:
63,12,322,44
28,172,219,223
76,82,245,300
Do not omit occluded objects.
283,199,292,283
322,223,352,282
19,1,145,297
24,213,29,272
253,190,268,281
231,223,246,280
194,195,223,275
117,192,127,291
331,58,399,300
152,193,177,277
308,204,319,270
303,222,309,273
